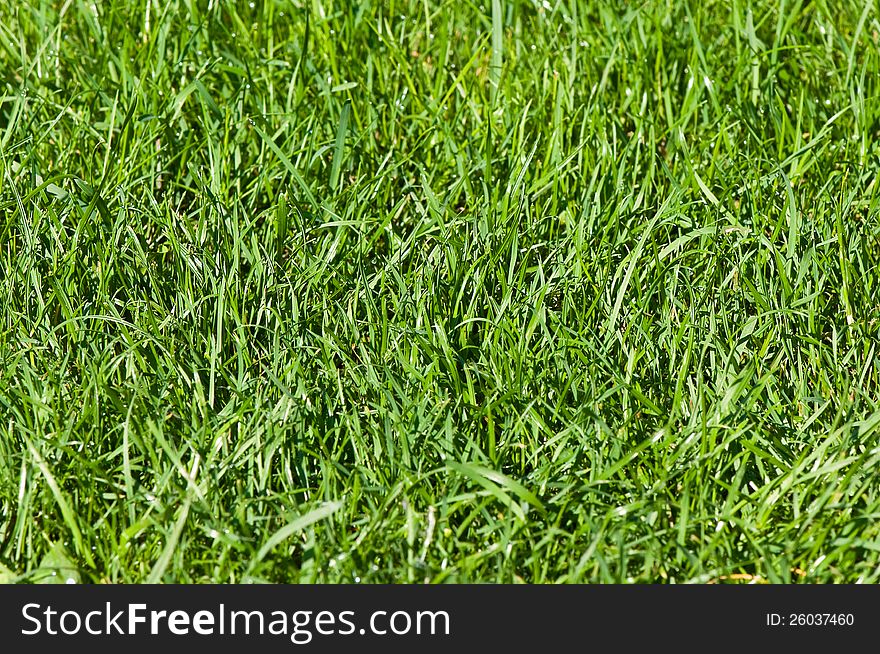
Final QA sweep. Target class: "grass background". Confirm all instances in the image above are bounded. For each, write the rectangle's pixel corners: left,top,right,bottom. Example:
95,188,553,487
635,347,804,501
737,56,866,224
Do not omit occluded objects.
1,0,880,583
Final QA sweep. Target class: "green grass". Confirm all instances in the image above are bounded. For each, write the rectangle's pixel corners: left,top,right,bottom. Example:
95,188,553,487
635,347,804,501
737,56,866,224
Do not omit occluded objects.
1,0,880,584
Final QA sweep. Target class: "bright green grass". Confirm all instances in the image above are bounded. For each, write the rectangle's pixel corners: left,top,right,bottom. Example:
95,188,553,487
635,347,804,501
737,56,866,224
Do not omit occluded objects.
1,0,880,583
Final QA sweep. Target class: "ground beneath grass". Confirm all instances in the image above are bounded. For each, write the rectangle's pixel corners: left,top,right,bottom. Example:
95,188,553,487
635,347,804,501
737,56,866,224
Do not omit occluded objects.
1,1,880,583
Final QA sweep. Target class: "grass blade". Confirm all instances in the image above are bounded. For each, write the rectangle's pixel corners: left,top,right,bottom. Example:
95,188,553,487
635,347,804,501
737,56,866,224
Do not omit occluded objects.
329,101,350,192
251,502,343,570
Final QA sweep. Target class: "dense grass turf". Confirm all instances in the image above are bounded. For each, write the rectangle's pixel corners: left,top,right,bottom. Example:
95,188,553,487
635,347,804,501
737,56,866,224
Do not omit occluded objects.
1,0,880,583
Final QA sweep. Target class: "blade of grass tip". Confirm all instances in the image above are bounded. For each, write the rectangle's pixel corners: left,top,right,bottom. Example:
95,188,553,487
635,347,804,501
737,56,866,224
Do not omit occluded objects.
250,501,343,570
0,94,23,151
329,101,350,192
490,0,503,106
123,396,137,523
146,496,192,583
781,168,799,265
275,192,289,263
25,439,95,567
676,486,690,547
4,160,34,252
607,213,661,331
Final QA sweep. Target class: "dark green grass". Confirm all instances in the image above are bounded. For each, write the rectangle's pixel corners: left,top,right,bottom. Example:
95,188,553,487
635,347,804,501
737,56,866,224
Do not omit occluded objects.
1,0,880,583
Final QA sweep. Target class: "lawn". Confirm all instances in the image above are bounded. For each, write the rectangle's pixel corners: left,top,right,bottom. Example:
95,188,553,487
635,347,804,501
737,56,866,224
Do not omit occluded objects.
1,0,879,583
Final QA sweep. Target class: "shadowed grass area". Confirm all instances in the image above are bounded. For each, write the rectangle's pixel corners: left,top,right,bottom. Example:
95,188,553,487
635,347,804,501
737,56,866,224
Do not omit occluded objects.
1,0,879,583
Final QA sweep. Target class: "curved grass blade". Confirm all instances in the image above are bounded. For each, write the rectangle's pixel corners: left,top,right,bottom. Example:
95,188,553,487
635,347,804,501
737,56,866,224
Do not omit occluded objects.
446,461,544,521
250,501,343,570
